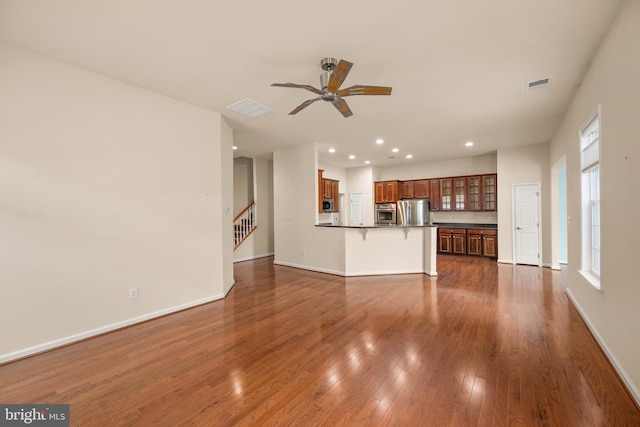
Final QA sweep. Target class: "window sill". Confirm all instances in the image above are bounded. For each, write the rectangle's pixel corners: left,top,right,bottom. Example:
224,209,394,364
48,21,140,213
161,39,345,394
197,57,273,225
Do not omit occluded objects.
579,269,602,292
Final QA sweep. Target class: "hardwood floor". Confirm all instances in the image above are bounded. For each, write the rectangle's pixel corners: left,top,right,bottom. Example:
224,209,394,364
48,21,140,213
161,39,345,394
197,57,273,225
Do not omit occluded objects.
1,255,639,426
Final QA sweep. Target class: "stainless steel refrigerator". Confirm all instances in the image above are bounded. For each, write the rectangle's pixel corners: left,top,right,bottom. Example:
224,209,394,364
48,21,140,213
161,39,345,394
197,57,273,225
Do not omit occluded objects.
397,199,431,226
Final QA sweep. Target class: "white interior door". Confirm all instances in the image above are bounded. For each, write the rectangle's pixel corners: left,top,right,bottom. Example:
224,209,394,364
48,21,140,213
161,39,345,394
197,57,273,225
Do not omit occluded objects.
514,184,540,266
350,192,364,226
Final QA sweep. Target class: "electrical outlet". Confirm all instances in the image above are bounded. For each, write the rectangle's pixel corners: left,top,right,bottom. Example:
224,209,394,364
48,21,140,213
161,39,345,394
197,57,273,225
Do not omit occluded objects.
129,288,138,299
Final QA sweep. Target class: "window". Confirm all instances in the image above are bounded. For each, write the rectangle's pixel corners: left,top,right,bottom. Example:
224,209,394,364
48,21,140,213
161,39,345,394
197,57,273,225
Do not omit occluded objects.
580,107,601,290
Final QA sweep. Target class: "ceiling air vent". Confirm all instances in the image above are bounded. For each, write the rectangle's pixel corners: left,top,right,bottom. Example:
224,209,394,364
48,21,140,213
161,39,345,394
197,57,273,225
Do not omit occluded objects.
226,98,273,118
527,77,550,91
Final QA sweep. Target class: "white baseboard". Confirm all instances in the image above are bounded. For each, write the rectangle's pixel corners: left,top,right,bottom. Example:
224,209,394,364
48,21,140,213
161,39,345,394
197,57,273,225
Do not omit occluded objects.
233,252,274,263
423,270,438,276
345,268,424,277
0,294,224,365
566,289,640,406
551,264,561,270
273,260,344,276
223,279,236,296
273,260,432,277
497,258,514,264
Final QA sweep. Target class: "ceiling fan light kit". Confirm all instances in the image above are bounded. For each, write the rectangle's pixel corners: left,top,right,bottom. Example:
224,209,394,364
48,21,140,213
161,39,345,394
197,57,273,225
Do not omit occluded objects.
272,58,392,118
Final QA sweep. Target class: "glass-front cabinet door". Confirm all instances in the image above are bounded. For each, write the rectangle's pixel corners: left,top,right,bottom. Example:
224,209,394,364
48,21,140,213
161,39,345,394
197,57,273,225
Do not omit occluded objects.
440,179,452,210
483,174,497,211
467,176,481,211
454,177,466,210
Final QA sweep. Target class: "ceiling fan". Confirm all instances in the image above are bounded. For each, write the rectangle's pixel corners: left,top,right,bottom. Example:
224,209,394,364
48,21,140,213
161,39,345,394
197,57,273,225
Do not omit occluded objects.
271,57,392,118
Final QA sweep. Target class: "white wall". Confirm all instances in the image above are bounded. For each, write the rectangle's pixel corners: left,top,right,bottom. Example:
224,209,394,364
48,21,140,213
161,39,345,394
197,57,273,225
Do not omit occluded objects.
233,157,253,215
548,0,640,402
380,153,497,180
221,120,235,295
0,43,233,360
347,166,378,226
496,143,550,265
274,143,345,273
233,157,274,262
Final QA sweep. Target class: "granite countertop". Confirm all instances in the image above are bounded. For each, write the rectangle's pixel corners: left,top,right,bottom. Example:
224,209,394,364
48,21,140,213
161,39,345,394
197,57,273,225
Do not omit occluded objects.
433,223,498,230
316,224,437,229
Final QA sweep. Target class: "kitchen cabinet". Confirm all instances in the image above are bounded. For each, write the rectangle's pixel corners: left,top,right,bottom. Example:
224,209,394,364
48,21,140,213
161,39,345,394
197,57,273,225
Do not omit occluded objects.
429,180,441,211
414,179,430,198
399,179,430,199
374,174,495,211
399,181,414,199
374,181,399,203
483,174,497,211
454,177,466,210
440,179,452,211
467,176,482,211
318,169,340,213
438,228,466,254
467,229,497,258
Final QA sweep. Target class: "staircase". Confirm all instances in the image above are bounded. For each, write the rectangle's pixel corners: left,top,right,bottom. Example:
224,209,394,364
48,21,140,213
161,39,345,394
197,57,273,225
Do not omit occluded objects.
234,201,256,249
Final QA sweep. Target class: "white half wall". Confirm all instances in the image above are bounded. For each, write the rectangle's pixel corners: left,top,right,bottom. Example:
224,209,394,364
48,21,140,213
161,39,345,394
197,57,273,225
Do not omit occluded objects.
0,43,233,361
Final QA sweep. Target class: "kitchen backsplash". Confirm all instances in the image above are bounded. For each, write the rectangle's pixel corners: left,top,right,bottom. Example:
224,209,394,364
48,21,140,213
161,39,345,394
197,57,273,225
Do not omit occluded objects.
432,211,497,224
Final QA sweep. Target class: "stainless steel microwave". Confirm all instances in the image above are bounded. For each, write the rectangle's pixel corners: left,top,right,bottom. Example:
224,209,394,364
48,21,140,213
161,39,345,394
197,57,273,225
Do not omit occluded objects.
322,199,334,212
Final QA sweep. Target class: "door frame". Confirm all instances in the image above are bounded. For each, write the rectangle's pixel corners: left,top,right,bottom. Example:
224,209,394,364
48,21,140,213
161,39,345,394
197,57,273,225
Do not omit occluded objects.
512,183,542,266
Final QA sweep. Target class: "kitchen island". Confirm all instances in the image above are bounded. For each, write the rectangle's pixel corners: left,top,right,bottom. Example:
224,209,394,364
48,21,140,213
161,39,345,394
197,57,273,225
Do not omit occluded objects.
306,225,438,276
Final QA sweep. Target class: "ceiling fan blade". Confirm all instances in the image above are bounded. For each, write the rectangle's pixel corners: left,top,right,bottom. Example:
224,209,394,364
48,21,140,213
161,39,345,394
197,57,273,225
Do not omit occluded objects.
337,85,393,97
271,82,323,95
331,97,353,118
327,60,353,92
289,97,322,115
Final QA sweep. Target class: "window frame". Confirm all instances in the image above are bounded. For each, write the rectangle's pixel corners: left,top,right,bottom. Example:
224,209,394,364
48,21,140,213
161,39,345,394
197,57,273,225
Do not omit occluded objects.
579,105,602,291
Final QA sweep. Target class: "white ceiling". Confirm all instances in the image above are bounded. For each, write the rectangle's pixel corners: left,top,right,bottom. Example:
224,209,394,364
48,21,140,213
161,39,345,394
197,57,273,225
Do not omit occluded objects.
0,0,624,168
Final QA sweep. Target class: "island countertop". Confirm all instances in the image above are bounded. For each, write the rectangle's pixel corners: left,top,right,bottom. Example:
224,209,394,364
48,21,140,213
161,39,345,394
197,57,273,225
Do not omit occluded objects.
316,224,438,229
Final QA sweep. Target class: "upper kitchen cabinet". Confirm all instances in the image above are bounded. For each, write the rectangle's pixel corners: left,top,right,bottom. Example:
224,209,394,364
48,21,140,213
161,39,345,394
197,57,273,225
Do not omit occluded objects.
454,177,466,210
374,180,399,203
429,179,441,210
413,179,430,198
440,178,452,211
399,179,430,199
483,174,497,211
399,181,414,199
318,169,340,213
467,176,482,211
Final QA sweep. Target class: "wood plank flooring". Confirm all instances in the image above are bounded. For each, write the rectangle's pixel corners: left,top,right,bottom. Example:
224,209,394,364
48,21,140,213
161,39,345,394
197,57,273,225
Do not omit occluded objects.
1,255,639,426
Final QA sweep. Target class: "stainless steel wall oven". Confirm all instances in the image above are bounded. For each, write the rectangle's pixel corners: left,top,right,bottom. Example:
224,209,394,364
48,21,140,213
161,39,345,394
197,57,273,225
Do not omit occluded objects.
375,203,397,225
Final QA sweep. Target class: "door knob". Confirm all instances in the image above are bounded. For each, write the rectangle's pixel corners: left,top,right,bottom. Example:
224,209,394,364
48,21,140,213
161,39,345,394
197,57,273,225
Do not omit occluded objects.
516,227,522,230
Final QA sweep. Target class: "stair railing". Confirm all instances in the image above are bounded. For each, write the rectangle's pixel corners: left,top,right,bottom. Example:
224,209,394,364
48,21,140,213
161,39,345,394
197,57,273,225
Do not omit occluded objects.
234,201,256,249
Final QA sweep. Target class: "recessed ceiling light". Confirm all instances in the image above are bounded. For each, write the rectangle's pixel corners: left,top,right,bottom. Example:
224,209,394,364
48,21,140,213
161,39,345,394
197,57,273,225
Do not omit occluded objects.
349,155,356,160
328,148,336,153
406,154,413,159
364,160,371,164
376,139,384,144
232,146,238,150
392,148,399,153
465,141,474,147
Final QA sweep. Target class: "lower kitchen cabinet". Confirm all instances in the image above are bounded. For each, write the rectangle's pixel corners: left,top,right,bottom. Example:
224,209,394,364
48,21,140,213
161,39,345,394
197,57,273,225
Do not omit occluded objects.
439,227,497,258
438,228,466,254
466,229,497,257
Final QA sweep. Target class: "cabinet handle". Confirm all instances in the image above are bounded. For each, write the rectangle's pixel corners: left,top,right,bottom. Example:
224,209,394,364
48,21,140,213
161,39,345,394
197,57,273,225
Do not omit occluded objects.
516,227,522,230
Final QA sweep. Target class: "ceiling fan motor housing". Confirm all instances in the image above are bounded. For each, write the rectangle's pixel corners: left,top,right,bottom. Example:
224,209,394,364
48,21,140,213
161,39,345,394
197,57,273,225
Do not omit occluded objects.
320,57,337,71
